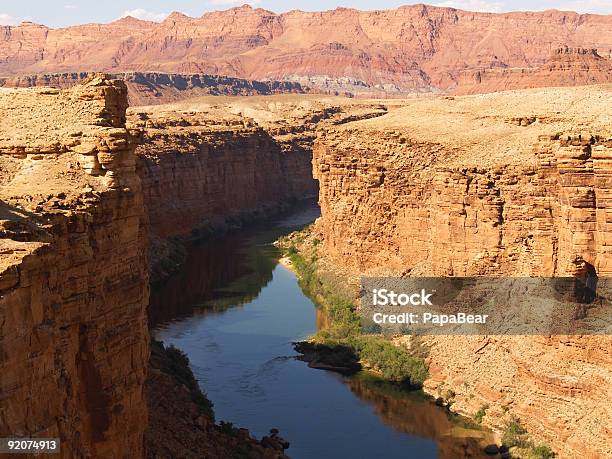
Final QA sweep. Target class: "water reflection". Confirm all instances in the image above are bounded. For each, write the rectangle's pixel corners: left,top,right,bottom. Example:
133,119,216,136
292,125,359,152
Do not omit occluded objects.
152,201,493,458
150,202,320,326
346,375,493,458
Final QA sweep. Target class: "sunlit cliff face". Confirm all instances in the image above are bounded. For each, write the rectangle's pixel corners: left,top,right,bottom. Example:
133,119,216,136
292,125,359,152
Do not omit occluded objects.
0,76,149,458
310,84,612,457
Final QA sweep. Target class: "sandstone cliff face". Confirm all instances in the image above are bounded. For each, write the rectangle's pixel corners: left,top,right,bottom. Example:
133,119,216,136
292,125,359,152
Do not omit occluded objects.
455,48,612,95
0,77,149,457
2,5,612,93
312,85,612,457
132,111,314,241
0,72,307,106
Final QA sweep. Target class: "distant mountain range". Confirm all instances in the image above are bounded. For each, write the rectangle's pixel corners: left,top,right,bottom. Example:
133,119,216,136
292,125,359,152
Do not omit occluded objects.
2,4,611,94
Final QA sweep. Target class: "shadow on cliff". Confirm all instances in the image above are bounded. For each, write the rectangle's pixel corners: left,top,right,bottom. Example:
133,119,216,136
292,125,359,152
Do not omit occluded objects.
0,200,48,242
149,201,320,328
0,200,38,221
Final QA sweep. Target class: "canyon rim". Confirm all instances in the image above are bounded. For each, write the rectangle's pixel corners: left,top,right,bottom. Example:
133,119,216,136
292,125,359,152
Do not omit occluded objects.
1,2,611,459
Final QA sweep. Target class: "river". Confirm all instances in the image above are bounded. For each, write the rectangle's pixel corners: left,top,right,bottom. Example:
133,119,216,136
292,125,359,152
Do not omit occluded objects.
152,201,491,459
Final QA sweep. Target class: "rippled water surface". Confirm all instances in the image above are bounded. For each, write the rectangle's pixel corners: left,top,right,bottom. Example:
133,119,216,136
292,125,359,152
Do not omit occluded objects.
153,202,490,459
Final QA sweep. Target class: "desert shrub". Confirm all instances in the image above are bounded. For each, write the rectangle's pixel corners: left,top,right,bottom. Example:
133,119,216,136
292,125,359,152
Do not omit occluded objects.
532,445,555,459
474,403,489,423
350,336,429,387
219,421,236,436
161,343,215,419
502,417,529,448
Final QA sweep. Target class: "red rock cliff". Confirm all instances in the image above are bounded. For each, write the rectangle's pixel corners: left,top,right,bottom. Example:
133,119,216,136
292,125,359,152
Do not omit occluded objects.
0,76,149,457
454,47,612,95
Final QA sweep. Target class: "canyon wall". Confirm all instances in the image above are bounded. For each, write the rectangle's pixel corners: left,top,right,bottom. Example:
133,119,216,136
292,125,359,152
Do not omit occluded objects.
132,110,315,241
0,77,149,457
312,85,612,457
2,5,612,93
0,72,307,106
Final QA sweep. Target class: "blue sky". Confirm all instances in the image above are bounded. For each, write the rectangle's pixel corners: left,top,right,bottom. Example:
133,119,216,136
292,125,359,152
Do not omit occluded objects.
1,0,610,28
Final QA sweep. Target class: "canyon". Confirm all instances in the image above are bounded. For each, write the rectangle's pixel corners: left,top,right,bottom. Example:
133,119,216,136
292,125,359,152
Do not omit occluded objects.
311,84,612,457
129,94,386,281
1,58,611,458
0,75,384,457
2,5,612,94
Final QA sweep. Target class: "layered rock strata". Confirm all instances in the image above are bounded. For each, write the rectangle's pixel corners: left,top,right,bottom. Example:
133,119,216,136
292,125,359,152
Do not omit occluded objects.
455,48,612,95
312,85,612,457
0,76,149,457
2,6,612,93
0,72,307,106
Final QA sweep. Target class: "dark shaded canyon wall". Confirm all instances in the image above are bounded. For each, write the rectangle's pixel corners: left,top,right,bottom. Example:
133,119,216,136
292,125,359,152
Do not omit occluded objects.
0,77,149,457
0,72,307,106
128,106,319,280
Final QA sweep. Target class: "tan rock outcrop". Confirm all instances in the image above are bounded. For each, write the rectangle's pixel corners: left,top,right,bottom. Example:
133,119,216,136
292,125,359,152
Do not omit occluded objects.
0,76,149,457
312,85,612,457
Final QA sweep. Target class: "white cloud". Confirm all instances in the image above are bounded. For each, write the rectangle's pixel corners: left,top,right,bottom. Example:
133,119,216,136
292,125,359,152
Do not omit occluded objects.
0,13,18,25
120,8,169,22
208,0,261,6
559,0,612,14
432,0,505,12
64,4,78,9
